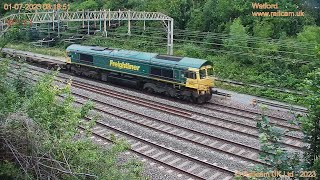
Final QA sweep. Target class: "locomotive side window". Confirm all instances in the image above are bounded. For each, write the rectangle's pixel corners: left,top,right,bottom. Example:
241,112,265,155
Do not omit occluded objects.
151,67,161,76
162,69,173,79
151,67,173,79
184,71,188,78
79,53,93,63
184,71,196,79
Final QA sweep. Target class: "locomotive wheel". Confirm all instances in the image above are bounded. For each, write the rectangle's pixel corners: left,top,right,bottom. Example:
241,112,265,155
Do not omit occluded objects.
164,91,170,97
196,96,205,104
145,87,154,94
74,70,82,76
183,95,191,102
191,96,205,104
204,94,212,102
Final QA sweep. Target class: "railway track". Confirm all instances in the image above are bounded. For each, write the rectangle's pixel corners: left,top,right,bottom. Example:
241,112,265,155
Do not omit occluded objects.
215,78,305,96
10,63,305,151
255,99,308,114
211,90,232,98
70,79,304,149
206,101,303,124
74,91,267,165
9,68,269,165
8,62,307,179
8,71,238,179
81,118,235,180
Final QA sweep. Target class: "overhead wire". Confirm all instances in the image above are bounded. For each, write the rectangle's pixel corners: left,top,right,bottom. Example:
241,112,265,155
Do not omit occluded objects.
106,32,317,59
131,26,318,47
101,33,312,63
128,27,317,50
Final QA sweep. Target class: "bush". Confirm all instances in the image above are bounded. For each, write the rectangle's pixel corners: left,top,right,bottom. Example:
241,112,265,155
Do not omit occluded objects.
0,60,145,179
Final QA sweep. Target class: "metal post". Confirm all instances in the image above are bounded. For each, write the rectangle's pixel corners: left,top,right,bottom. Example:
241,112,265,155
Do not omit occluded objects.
52,10,55,30
167,19,174,55
94,10,96,28
108,9,111,28
104,9,107,37
66,9,69,27
57,10,60,37
118,9,120,26
87,10,90,35
128,10,131,35
82,9,85,28
170,19,174,55
143,11,146,31
99,10,102,32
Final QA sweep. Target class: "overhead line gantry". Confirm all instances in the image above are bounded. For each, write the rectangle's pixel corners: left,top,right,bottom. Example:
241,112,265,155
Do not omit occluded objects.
0,10,174,55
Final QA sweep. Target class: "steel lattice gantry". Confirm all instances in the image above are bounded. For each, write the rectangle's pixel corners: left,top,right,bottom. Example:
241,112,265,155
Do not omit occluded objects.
0,10,174,55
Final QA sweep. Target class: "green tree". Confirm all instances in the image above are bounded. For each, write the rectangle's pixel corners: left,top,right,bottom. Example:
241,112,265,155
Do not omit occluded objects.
301,68,320,175
252,20,279,57
203,0,251,33
224,18,249,49
77,0,99,10
186,8,204,30
255,68,320,178
223,18,252,64
253,20,273,38
0,26,18,51
256,113,302,176
168,0,193,29
0,61,145,179
297,25,320,44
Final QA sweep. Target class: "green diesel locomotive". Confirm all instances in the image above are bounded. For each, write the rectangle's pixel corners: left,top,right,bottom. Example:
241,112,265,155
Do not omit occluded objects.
66,44,214,103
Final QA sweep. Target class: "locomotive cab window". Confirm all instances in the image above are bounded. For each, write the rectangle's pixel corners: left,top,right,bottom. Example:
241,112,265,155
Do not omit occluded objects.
184,71,196,79
207,68,213,76
79,53,93,63
200,69,207,79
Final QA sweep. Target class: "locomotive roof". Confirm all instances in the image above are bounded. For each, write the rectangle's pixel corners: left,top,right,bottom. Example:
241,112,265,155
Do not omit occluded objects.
67,44,210,69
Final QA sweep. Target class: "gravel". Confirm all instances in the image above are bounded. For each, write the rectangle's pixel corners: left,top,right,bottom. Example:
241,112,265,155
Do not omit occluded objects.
73,95,255,172
10,61,307,179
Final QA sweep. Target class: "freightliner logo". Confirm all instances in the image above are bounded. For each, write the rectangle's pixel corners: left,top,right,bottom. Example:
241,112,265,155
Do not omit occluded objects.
109,60,140,71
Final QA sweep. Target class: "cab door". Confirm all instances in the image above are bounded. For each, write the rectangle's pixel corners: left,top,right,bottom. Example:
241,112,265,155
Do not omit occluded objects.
71,52,80,63
173,69,180,82
185,71,198,89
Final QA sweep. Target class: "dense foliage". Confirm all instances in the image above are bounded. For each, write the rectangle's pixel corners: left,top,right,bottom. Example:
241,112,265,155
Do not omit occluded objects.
0,59,145,179
254,113,302,177
301,68,320,173
249,68,320,179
